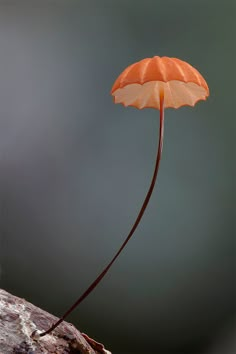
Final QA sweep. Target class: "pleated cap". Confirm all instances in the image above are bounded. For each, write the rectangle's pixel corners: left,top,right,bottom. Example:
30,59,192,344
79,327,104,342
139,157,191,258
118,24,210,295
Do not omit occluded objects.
111,56,209,109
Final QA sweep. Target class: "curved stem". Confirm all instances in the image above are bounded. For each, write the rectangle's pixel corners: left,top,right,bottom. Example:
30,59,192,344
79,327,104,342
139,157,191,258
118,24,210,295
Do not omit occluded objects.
40,92,165,337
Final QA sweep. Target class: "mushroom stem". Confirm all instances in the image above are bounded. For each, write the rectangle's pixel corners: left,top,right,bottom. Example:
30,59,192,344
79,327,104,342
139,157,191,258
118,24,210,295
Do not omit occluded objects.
40,92,165,337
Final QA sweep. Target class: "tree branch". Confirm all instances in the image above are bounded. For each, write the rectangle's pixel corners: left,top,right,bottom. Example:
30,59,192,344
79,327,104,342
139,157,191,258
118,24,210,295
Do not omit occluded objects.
0,289,111,354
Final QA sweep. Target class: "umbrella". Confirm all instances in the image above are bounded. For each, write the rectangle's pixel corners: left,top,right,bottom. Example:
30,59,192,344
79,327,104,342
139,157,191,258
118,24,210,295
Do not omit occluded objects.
39,56,209,337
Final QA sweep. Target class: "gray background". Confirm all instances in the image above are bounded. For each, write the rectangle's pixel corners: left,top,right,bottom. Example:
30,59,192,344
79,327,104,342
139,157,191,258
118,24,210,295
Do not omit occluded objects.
0,1,235,353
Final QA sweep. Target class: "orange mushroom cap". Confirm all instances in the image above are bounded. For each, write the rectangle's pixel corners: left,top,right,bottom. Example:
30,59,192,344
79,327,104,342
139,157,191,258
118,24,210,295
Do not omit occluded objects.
111,56,209,110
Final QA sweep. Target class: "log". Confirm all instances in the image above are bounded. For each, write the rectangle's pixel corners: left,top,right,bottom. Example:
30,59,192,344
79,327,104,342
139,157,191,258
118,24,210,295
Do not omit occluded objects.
0,289,111,354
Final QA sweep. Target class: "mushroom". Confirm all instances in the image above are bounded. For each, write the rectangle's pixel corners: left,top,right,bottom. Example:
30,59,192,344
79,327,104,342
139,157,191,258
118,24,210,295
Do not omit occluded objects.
40,56,209,336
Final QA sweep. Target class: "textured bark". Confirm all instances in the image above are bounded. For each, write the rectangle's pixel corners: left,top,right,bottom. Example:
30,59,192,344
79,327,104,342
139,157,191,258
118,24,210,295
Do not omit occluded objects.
0,289,111,354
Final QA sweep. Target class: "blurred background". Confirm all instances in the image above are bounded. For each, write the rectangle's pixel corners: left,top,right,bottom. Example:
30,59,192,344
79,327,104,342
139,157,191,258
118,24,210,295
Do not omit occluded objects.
0,0,235,353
